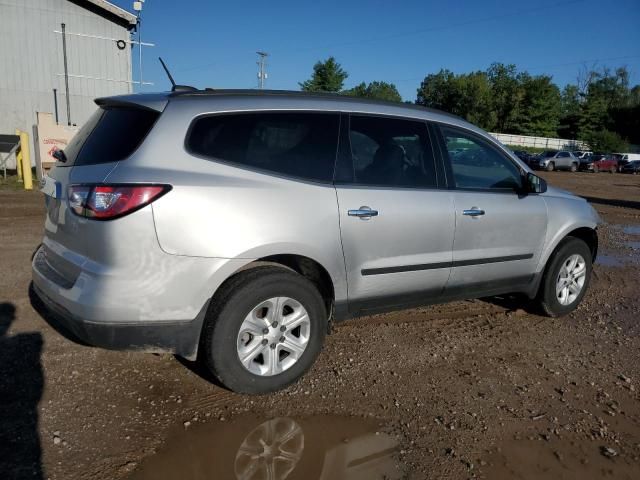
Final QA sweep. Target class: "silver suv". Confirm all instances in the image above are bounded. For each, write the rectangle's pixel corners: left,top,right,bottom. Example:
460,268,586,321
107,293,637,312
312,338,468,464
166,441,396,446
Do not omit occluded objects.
535,150,580,172
32,90,599,393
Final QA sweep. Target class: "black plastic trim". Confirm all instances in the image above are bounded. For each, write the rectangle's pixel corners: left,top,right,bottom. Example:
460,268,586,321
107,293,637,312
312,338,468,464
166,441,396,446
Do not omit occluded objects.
336,274,538,320
361,253,533,276
31,282,207,361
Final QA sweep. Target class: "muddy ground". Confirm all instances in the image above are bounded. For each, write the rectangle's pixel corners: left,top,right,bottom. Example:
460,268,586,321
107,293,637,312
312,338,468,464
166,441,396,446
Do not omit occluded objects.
1,171,639,480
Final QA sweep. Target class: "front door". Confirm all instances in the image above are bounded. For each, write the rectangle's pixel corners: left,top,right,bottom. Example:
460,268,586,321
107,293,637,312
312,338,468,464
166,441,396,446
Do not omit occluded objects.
335,114,455,314
436,125,547,295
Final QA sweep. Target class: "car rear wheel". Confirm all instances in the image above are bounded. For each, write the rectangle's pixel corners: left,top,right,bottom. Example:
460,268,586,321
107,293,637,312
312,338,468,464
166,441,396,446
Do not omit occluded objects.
609,166,616,174
201,266,327,394
570,162,578,172
536,237,592,317
593,165,599,173
546,162,554,172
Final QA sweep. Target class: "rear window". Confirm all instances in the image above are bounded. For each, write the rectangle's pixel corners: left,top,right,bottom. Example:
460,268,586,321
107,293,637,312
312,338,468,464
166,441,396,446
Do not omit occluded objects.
186,112,340,183
61,107,159,166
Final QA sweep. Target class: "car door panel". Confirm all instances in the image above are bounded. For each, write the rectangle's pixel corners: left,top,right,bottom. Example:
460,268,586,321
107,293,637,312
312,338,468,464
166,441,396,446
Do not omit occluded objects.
335,114,455,315
336,186,455,311
435,124,548,295
447,191,547,291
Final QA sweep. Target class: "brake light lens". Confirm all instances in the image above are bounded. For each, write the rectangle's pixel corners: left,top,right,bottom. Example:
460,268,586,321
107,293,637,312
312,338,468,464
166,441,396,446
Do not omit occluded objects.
68,184,171,220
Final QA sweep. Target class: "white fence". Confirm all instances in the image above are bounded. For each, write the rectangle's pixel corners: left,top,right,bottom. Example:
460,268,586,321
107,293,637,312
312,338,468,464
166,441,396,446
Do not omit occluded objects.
489,133,589,151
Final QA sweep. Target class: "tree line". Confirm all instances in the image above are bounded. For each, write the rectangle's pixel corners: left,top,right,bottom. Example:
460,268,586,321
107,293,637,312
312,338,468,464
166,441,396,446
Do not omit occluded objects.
299,57,640,151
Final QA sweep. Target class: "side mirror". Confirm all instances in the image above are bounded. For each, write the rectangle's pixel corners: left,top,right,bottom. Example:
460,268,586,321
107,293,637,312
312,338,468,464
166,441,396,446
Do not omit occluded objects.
526,172,547,194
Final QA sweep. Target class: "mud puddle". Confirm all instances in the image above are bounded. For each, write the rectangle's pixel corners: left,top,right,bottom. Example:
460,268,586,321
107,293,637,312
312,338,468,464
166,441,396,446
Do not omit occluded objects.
622,225,640,235
127,415,401,480
596,249,640,267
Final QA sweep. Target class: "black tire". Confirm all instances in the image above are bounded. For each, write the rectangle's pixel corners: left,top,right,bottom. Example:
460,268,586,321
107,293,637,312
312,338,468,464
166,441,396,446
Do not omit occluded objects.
609,166,616,174
593,165,599,173
546,162,555,172
201,266,327,394
536,237,592,317
570,162,577,172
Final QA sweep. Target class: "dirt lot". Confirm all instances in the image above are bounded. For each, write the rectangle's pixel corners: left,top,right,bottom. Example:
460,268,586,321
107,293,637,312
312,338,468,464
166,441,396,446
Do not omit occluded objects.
1,171,639,480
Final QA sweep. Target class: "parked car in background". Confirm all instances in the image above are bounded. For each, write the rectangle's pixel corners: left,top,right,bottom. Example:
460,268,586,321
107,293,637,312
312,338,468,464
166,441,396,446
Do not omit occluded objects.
573,151,593,160
580,154,618,173
613,153,640,172
620,160,640,174
533,150,580,172
512,150,536,167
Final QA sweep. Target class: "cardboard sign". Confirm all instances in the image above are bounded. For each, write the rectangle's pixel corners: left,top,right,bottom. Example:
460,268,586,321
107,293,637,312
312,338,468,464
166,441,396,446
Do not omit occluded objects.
36,112,78,171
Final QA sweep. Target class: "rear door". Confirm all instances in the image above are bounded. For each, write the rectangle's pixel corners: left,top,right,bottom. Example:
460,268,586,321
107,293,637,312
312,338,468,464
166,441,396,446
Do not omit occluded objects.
335,114,455,314
435,124,547,295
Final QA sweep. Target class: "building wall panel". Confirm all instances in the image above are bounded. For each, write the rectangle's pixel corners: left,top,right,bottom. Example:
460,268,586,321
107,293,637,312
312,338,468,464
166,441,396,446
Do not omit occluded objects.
0,0,134,168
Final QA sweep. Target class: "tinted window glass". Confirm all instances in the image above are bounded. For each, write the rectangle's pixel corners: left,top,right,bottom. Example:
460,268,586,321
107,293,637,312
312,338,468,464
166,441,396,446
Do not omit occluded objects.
188,112,339,182
63,107,159,166
441,126,522,190
347,115,437,188
558,151,570,158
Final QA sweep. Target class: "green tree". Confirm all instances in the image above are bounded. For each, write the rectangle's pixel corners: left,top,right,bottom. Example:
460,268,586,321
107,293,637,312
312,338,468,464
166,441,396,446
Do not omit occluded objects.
558,85,582,138
299,57,348,92
585,130,628,152
344,81,402,102
487,63,520,132
515,74,561,137
415,69,462,113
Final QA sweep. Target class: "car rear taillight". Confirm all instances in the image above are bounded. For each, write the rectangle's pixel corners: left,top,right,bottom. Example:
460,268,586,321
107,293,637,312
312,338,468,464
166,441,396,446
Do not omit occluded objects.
68,184,171,220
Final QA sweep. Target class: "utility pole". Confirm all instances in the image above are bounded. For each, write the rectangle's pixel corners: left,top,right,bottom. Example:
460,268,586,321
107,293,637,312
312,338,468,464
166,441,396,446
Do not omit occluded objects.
257,51,268,89
133,1,145,92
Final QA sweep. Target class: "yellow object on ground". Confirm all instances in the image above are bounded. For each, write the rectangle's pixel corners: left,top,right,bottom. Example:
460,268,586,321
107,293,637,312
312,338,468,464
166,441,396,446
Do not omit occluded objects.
16,129,33,190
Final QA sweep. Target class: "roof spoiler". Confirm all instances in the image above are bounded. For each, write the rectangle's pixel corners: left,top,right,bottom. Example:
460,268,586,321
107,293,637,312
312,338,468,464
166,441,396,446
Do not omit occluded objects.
95,94,169,112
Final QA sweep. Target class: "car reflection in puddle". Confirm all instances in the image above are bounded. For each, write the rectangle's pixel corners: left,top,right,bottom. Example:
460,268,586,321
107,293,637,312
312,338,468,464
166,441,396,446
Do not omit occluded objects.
622,225,640,235
127,415,401,480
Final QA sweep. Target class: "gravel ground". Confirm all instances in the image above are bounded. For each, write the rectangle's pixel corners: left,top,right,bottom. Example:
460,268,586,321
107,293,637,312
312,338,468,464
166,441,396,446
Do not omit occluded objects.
1,171,639,479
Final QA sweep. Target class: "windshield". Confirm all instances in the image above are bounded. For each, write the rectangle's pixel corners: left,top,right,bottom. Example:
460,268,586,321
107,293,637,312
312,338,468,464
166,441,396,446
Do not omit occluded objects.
541,151,557,158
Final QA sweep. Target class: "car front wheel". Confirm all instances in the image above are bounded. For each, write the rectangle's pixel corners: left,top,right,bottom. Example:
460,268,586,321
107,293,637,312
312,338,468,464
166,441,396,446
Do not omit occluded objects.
201,266,327,394
546,162,555,172
537,237,592,317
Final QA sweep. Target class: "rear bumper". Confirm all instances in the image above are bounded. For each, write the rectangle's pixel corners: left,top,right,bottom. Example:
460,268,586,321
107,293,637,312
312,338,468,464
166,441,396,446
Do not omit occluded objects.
31,281,208,360
31,240,248,359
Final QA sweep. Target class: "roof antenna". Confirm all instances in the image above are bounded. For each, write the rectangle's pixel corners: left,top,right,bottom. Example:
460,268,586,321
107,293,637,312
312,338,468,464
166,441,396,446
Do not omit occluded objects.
158,57,197,92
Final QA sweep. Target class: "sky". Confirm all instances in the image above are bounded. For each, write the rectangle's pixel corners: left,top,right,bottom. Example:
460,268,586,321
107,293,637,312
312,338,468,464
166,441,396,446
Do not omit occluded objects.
112,0,640,100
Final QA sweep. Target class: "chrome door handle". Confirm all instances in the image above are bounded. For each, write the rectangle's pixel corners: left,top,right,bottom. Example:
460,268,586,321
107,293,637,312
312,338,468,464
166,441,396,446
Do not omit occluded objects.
348,207,378,219
463,208,485,217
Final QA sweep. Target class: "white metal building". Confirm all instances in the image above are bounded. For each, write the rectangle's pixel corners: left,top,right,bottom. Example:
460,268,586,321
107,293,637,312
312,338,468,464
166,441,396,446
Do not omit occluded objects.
0,0,137,167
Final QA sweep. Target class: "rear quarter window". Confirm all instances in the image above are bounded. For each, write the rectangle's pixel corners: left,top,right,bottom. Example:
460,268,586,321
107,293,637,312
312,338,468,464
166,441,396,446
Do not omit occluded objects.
61,107,159,166
186,112,340,183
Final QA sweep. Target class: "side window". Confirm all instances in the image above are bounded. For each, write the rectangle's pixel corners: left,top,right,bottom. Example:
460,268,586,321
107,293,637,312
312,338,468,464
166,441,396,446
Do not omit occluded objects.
187,112,339,182
347,115,437,188
441,126,522,190
558,152,570,158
